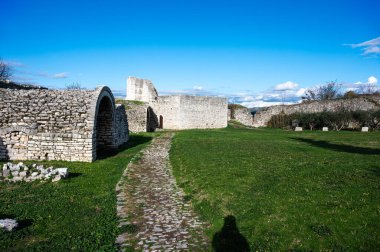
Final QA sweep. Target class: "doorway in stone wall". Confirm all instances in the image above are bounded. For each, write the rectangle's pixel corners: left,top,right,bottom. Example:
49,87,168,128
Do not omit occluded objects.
159,115,163,129
96,96,114,157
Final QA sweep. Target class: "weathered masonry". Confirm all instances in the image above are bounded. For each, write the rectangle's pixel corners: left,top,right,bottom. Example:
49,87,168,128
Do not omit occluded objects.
0,86,129,162
126,77,228,131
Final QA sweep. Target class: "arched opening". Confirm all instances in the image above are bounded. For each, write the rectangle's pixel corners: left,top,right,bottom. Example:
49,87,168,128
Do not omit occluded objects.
159,115,163,129
3,131,28,160
96,96,114,156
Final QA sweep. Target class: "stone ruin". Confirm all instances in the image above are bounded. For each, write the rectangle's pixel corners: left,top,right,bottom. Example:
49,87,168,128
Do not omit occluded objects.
252,95,380,127
228,107,254,127
125,77,228,131
0,86,129,162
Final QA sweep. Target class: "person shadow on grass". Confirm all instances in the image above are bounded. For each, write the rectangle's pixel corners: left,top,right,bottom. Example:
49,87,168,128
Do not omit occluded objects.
212,215,250,252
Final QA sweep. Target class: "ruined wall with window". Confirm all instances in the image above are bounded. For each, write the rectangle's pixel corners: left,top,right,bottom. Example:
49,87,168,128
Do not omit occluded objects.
0,86,129,162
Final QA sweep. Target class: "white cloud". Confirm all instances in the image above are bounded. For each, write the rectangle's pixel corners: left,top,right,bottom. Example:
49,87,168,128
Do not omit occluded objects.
193,85,203,90
274,81,299,91
368,76,378,85
53,72,68,79
347,37,380,56
241,100,297,108
295,88,306,97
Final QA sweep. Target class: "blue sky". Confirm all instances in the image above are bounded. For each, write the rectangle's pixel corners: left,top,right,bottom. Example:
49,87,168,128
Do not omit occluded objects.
1,0,379,107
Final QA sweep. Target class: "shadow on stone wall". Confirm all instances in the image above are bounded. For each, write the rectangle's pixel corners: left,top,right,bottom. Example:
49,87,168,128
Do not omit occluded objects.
291,137,380,155
97,135,153,160
147,107,159,132
0,137,8,161
212,215,250,252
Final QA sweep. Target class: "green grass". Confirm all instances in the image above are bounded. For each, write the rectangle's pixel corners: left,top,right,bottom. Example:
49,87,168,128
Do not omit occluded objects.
0,134,153,251
170,127,380,251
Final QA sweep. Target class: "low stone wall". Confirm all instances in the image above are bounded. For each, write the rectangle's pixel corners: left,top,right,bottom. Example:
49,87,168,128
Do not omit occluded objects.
253,96,380,127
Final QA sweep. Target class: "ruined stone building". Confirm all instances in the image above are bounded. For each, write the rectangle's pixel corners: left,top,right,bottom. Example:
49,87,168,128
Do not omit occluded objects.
125,77,228,131
0,86,129,162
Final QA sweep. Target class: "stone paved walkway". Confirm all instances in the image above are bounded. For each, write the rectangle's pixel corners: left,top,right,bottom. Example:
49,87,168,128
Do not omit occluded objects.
115,132,209,251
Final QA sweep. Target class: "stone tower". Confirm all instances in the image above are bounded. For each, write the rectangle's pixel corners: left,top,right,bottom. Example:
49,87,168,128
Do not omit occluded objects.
126,76,158,102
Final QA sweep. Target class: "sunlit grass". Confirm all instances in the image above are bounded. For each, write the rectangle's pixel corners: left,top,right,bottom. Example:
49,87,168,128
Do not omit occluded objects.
170,127,380,251
0,134,153,251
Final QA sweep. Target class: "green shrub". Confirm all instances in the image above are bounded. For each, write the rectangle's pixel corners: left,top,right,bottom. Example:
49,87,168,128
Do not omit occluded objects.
267,112,293,128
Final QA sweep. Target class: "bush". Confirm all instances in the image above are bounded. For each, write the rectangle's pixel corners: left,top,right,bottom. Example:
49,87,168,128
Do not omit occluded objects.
267,112,293,128
268,109,379,131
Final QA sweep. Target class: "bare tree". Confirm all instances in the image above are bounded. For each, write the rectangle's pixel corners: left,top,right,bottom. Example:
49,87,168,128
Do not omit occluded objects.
65,82,83,90
358,83,378,95
302,81,342,101
0,58,12,81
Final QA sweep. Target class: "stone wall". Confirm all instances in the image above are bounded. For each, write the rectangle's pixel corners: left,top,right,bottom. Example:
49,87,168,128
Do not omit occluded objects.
232,107,253,126
126,77,158,102
126,77,228,130
178,95,227,129
150,95,227,130
253,95,380,127
150,96,181,129
114,104,129,146
124,101,158,133
0,86,129,162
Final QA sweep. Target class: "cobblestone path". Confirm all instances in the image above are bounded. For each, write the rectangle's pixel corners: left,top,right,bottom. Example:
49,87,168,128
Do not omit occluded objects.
115,132,209,251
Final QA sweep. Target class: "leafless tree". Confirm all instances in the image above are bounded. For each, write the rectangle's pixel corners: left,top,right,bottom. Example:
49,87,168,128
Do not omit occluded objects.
302,81,342,101
358,83,378,95
65,82,83,90
0,58,12,81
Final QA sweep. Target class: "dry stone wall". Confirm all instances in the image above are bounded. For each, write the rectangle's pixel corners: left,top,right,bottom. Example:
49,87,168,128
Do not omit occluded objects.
253,96,380,127
0,86,129,162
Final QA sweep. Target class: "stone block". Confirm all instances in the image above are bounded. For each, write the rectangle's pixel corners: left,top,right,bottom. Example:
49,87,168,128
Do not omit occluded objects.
295,127,303,131
322,127,328,131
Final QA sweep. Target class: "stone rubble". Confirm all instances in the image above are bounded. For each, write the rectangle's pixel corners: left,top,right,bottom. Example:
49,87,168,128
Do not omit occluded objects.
115,132,209,251
0,162,69,182
0,219,18,232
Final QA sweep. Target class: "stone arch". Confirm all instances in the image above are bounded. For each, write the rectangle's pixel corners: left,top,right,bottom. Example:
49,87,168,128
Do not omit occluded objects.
91,86,116,159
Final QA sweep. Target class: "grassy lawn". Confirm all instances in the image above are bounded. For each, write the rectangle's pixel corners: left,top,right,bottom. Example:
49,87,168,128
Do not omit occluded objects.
170,126,380,251
0,134,153,251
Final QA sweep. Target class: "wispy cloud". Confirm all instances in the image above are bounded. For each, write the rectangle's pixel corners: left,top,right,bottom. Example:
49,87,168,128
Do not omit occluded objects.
3,60,25,67
346,37,380,57
52,72,68,79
